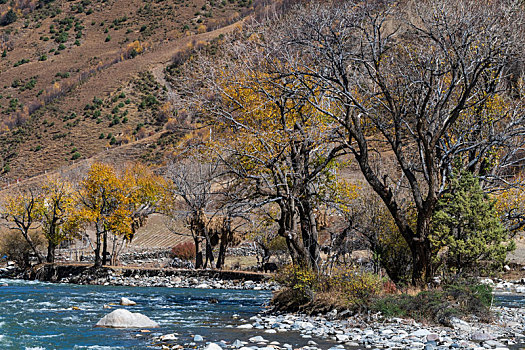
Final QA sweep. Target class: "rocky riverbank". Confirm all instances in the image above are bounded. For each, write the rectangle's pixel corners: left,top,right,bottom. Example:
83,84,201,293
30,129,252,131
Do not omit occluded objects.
67,269,279,290
0,262,278,290
149,304,525,350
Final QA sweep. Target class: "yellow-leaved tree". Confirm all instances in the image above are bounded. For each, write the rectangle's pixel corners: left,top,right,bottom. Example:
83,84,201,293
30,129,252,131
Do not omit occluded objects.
75,162,163,267
40,177,82,263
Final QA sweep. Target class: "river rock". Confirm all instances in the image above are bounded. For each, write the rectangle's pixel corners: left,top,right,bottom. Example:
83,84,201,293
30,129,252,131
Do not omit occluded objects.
120,297,137,306
426,333,439,342
410,329,431,337
194,335,204,342
203,343,222,350
232,340,244,348
335,334,349,342
484,340,506,348
237,324,253,329
160,333,178,341
471,332,495,341
448,317,471,331
249,336,267,343
516,286,525,294
95,309,159,328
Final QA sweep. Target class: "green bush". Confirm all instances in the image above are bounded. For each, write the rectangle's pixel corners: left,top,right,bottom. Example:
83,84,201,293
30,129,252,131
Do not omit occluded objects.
14,58,30,67
370,280,493,324
71,151,81,160
431,171,514,276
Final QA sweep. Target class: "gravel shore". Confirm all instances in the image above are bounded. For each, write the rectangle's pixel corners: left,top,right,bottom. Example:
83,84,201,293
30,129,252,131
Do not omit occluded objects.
150,304,525,350
61,269,279,290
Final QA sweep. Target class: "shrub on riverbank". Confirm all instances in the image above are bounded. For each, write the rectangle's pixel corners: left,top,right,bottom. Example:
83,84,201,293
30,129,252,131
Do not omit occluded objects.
0,230,44,268
370,281,493,324
272,265,384,313
272,267,493,325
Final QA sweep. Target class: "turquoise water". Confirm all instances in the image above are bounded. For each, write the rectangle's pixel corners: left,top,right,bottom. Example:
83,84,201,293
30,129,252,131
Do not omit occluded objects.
0,279,273,350
494,293,525,308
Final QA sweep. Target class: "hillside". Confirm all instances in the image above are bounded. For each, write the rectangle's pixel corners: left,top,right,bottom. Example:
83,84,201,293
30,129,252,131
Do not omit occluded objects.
0,0,256,182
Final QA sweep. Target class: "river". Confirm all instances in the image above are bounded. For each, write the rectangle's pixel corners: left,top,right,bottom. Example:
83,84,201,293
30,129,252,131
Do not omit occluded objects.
0,278,277,349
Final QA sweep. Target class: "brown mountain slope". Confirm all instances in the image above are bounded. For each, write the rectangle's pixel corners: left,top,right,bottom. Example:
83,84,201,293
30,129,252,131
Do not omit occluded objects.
0,0,254,181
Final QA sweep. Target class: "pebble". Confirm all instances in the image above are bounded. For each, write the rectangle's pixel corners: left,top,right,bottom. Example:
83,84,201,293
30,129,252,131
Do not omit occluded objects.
120,297,137,306
248,336,266,343
231,340,243,348
63,273,278,291
160,334,178,341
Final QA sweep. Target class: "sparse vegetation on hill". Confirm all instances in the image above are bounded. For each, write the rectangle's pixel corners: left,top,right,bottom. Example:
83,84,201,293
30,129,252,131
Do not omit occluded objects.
0,0,264,180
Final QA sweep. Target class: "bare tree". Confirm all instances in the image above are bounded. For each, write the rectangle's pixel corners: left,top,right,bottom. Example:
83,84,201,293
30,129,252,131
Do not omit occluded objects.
269,0,525,285
1,188,44,264
164,156,222,268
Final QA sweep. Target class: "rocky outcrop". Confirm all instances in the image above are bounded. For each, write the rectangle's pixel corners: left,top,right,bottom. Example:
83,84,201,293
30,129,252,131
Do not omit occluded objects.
95,309,159,328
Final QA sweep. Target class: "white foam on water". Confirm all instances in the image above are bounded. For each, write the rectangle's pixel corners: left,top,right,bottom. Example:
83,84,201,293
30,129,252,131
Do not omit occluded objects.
25,347,46,350
38,302,54,307
37,334,63,338
73,346,124,349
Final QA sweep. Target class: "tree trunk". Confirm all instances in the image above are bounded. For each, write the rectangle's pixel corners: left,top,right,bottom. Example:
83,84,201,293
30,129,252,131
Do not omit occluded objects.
46,242,56,263
94,222,102,268
410,240,432,286
102,230,108,266
216,217,232,269
410,214,433,286
193,236,203,269
277,200,309,266
204,240,214,268
216,230,227,269
255,240,271,270
298,198,320,271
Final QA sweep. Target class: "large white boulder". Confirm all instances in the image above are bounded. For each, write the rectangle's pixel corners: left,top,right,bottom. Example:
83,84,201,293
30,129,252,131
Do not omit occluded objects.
95,309,159,328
